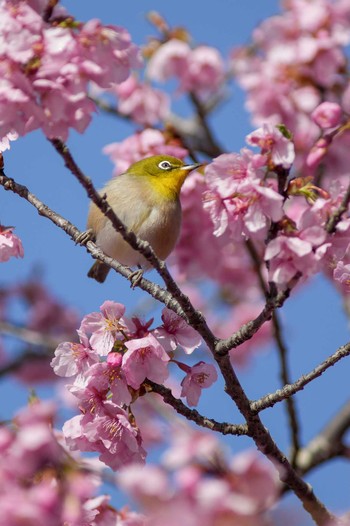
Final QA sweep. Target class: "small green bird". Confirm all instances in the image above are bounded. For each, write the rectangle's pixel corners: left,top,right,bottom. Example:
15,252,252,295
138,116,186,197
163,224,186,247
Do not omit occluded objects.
87,155,201,283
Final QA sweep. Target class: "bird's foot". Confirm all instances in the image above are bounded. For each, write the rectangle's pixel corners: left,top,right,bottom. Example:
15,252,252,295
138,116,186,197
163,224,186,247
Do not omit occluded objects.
129,268,144,289
76,228,95,246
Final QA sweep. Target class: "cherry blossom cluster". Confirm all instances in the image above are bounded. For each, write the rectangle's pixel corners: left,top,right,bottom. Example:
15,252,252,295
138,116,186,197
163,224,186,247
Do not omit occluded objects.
147,38,225,97
50,300,220,470
0,0,141,142
173,125,350,296
0,396,280,526
102,117,350,328
232,0,350,184
112,74,170,126
0,399,137,526
117,424,279,526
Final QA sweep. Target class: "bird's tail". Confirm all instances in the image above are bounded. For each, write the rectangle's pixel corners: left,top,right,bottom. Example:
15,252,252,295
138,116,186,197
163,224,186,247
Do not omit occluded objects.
87,261,110,283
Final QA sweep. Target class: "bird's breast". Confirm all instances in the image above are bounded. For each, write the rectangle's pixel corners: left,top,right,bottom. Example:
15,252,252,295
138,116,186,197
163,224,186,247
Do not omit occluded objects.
87,175,182,266
137,199,182,261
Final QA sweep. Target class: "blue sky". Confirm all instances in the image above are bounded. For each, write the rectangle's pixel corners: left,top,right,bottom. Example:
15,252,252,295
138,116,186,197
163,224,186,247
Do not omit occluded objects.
1,1,350,523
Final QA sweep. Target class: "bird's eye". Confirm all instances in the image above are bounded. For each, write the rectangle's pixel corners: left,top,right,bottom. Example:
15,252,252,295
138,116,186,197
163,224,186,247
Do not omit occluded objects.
158,160,172,170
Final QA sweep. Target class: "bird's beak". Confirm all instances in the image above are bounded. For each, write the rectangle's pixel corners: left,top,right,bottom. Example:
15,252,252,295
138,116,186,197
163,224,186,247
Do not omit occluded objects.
183,162,202,172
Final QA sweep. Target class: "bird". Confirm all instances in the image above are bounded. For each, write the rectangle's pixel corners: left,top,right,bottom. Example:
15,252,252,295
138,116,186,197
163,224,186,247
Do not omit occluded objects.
86,154,201,283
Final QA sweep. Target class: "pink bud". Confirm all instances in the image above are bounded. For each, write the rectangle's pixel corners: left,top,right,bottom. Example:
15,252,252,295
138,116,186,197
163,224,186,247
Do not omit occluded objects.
107,352,123,367
306,136,330,169
311,102,342,129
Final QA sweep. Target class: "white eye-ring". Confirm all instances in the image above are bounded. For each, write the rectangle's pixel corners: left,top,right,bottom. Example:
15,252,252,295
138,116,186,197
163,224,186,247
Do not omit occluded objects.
158,160,172,170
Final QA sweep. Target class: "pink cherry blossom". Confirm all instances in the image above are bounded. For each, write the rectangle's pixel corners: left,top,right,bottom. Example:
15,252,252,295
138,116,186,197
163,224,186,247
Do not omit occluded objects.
147,39,190,82
246,123,295,168
163,425,222,469
333,260,350,290
311,101,342,128
80,300,129,356
204,150,283,239
0,2,141,142
51,329,99,378
117,443,278,525
170,172,260,299
104,129,188,175
114,75,170,126
76,19,141,88
231,0,350,183
130,395,167,448
0,131,18,152
180,45,225,95
265,224,328,287
123,333,170,389
115,509,146,525
306,136,332,170
229,450,279,513
147,39,225,96
154,308,202,354
0,226,24,262
89,360,132,407
117,464,171,501
64,402,146,470
68,369,109,416
128,316,154,339
180,361,218,407
0,399,117,526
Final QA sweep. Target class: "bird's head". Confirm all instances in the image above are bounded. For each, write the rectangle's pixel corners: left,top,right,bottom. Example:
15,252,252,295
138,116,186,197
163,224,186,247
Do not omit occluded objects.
126,155,202,200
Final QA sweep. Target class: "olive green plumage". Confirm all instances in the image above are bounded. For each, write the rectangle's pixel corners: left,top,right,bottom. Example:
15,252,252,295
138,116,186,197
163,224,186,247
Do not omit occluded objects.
87,155,201,283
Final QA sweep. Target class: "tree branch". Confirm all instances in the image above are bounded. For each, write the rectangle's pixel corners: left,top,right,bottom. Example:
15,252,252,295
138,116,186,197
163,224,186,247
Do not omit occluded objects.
0,170,191,319
215,275,300,356
245,239,302,465
49,138,218,349
251,341,350,413
147,381,248,436
0,320,67,348
297,400,350,475
1,150,339,523
0,349,51,378
272,311,302,466
42,0,58,23
326,182,350,234
92,95,223,159
213,352,337,525
189,92,223,157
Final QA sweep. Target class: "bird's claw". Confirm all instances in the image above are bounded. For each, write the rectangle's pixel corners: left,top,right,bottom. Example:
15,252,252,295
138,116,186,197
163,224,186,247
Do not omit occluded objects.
76,228,95,246
129,268,144,289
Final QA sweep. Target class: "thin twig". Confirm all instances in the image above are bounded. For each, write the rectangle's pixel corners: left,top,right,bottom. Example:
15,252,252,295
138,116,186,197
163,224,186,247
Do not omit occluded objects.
91,97,130,121
213,352,337,526
0,171,191,319
272,311,302,466
1,155,338,523
251,341,350,413
297,400,350,475
49,138,218,349
0,320,66,348
92,95,223,159
326,182,350,234
147,381,248,436
189,92,223,157
245,238,268,295
215,275,300,356
42,0,58,23
0,350,51,378
245,239,302,466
